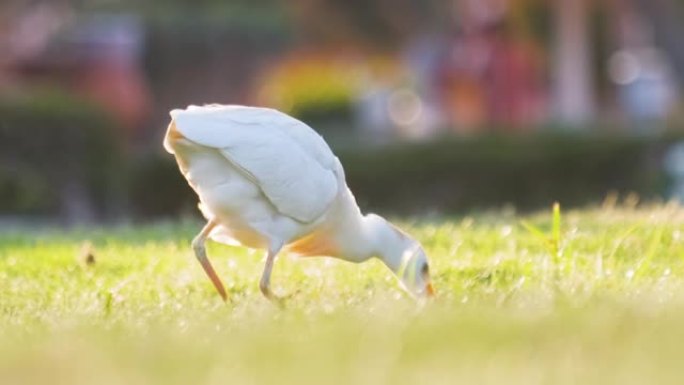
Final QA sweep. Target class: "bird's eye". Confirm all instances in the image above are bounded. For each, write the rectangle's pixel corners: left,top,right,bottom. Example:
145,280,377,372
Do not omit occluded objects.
421,263,430,276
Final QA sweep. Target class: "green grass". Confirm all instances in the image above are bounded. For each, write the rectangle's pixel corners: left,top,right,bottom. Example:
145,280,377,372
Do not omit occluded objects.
2,204,684,384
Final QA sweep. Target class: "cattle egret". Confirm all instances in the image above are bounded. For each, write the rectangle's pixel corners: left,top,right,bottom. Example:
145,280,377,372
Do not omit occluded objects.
164,104,435,302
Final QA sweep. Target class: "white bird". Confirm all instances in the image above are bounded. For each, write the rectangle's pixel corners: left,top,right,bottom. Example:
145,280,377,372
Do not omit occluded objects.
163,104,434,302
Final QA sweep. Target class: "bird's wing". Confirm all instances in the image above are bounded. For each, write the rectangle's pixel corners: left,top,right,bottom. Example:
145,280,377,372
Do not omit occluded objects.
170,105,339,223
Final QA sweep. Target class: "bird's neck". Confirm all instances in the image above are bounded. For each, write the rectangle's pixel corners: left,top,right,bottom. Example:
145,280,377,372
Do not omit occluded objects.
334,213,408,270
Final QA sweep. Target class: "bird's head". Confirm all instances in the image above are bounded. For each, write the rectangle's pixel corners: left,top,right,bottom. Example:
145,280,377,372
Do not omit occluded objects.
364,214,435,298
395,242,434,298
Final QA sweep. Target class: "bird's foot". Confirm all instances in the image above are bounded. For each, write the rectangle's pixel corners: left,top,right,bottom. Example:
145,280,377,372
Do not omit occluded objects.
263,289,300,309
262,291,286,309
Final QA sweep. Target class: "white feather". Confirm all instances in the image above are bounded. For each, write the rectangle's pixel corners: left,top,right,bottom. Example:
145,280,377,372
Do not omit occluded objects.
169,105,338,223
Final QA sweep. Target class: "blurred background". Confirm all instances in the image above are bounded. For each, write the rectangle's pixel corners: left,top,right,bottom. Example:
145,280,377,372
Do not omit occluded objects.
2,0,684,224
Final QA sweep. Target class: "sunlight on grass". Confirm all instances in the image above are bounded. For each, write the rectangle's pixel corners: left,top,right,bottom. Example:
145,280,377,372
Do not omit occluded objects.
2,205,684,384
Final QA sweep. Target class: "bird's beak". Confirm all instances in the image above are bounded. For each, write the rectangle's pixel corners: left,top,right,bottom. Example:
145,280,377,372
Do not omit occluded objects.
425,281,436,297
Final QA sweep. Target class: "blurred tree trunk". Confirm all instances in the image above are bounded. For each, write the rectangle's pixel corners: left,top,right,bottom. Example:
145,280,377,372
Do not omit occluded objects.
551,0,595,125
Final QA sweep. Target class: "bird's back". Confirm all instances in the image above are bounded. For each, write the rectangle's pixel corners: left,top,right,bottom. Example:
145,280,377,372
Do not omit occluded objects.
165,105,343,247
166,105,335,170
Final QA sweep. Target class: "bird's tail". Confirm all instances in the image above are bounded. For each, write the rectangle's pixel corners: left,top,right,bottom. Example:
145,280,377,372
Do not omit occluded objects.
163,120,183,154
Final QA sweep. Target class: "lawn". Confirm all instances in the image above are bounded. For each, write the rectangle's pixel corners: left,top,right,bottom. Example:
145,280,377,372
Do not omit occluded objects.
1,204,684,385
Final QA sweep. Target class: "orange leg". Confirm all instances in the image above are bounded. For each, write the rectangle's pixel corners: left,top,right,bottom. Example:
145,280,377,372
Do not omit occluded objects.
192,219,228,301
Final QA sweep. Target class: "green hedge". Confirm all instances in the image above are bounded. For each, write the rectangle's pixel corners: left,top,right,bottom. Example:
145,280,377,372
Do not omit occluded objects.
0,94,676,219
338,134,669,214
128,154,197,219
0,89,123,219
129,133,675,219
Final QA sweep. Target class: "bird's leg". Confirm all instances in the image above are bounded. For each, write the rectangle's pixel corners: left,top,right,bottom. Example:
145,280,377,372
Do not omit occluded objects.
192,219,228,301
259,244,284,304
